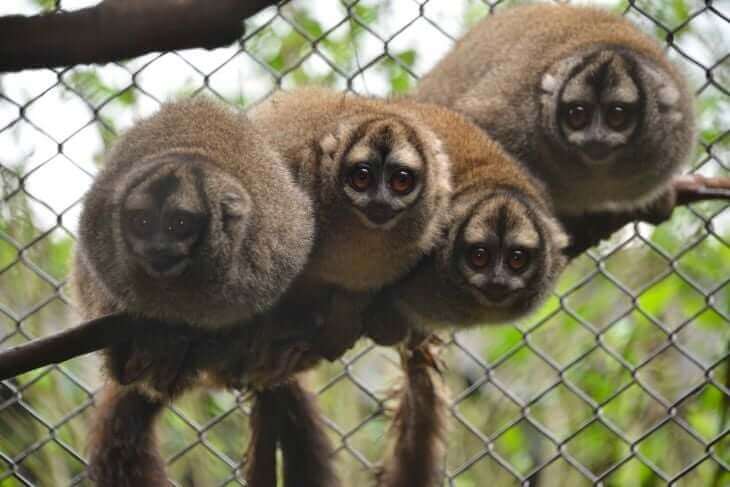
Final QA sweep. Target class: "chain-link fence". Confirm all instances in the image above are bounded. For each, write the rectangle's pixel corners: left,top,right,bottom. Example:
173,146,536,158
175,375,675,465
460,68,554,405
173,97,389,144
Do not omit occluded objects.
1,0,728,485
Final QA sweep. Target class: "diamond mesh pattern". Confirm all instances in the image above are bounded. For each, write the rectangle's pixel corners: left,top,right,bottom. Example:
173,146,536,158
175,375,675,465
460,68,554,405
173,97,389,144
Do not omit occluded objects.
1,0,728,485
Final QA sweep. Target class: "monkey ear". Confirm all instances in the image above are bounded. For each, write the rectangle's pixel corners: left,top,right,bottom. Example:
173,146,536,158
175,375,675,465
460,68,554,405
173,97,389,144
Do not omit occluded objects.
541,54,584,94
642,64,681,109
545,215,571,251
319,132,338,158
221,191,251,220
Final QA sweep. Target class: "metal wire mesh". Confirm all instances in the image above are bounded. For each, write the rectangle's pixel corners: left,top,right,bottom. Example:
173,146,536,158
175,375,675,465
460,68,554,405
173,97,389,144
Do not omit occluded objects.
0,0,728,486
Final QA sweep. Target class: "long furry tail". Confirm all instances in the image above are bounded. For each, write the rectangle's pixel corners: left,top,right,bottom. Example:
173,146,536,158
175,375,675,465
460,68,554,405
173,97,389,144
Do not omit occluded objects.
87,383,167,487
246,379,340,487
377,334,449,487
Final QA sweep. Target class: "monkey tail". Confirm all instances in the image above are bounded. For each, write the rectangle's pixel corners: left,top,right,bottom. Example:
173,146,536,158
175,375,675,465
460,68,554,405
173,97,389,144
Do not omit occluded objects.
87,383,167,487
247,379,340,487
377,333,449,487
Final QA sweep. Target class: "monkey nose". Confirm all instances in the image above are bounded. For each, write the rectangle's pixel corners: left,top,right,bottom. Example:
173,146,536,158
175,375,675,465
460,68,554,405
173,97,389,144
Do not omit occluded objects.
482,283,512,303
143,250,188,277
365,204,398,225
582,141,613,161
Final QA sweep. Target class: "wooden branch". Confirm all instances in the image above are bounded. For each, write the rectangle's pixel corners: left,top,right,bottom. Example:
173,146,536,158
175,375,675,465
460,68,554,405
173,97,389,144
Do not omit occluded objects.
0,176,728,381
563,175,730,258
0,313,147,380
0,0,280,72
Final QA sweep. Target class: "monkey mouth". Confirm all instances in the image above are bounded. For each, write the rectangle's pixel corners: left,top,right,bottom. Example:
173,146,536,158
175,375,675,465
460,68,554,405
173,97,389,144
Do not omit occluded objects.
354,207,404,230
137,254,191,279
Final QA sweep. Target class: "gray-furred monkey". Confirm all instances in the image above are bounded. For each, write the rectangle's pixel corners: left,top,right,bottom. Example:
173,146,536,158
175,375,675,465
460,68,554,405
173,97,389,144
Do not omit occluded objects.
72,98,314,486
414,3,695,220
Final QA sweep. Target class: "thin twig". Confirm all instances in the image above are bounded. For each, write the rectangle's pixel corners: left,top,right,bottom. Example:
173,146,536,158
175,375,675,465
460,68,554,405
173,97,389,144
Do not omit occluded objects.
0,0,280,72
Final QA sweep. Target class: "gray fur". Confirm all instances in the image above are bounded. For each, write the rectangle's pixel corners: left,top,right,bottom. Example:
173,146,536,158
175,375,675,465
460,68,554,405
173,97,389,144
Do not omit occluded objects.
414,3,695,216
72,97,314,328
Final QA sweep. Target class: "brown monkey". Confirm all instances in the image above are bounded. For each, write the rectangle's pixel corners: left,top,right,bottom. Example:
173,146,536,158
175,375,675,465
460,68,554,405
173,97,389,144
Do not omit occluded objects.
366,103,567,487
241,87,453,487
73,98,315,486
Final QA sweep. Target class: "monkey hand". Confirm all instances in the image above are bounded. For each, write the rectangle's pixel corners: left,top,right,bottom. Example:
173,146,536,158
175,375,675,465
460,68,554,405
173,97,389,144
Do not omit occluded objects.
105,321,203,398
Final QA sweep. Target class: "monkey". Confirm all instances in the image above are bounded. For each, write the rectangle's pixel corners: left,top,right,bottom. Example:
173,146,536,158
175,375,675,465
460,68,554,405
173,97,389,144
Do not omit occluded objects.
413,3,695,236
72,97,316,486
247,86,452,358
362,103,568,487
365,101,568,344
251,87,452,292
239,88,454,487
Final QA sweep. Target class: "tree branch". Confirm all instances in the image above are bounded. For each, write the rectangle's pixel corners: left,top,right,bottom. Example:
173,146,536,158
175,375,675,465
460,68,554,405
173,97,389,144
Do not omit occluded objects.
0,0,280,73
0,313,148,380
0,176,728,381
563,175,730,258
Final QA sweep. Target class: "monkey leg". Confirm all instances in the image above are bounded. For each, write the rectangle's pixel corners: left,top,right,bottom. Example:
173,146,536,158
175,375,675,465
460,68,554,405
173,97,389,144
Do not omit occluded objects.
562,189,677,258
87,383,167,487
244,390,279,487
377,334,449,487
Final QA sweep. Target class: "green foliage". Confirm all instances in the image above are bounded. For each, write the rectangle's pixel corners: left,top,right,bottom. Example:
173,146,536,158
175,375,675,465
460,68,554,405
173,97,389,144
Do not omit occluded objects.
1,0,728,486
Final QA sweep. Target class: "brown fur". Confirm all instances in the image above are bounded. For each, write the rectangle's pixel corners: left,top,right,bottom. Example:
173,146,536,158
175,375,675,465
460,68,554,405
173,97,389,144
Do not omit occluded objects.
414,3,695,217
87,383,167,487
378,334,449,487
364,103,567,339
243,89,455,487
250,87,451,293
245,380,339,487
244,390,279,487
73,98,316,485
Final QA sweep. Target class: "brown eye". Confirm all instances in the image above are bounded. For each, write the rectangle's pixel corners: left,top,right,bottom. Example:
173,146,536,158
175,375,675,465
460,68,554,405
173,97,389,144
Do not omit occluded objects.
605,104,632,131
389,169,415,195
507,249,530,272
564,104,592,130
469,246,489,269
128,210,155,238
349,165,372,192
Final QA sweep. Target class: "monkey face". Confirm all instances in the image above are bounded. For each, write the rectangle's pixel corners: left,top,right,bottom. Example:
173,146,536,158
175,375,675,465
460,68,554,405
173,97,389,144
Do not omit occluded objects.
552,50,642,166
538,47,693,209
447,190,567,318
338,118,425,230
122,170,208,279
118,157,249,282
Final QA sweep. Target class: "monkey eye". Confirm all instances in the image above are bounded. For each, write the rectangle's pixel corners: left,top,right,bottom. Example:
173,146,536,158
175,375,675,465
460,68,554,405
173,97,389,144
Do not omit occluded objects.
468,246,490,270
507,248,530,272
563,103,592,130
126,210,156,238
348,165,372,192
389,169,416,195
605,104,633,131
165,211,204,240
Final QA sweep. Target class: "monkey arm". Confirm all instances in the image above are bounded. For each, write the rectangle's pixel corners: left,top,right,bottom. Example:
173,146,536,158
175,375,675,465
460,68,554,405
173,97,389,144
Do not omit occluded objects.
563,174,730,258
0,0,278,72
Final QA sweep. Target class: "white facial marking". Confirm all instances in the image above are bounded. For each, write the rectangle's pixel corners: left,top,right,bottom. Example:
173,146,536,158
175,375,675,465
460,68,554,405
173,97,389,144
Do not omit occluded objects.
541,73,558,93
